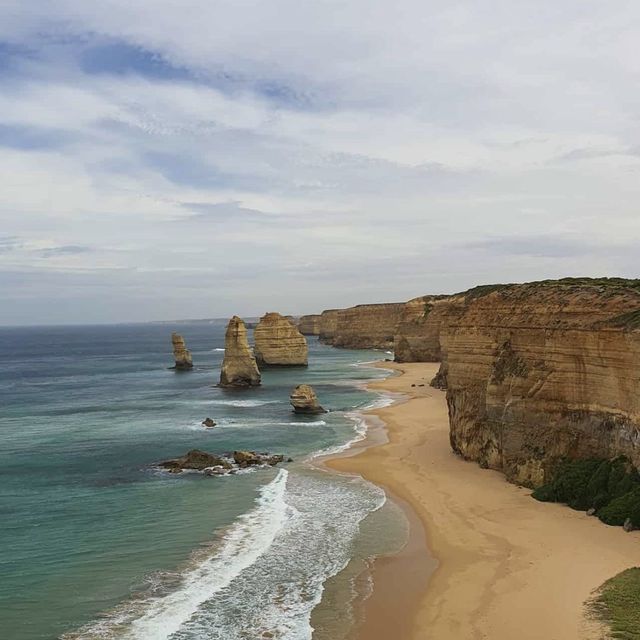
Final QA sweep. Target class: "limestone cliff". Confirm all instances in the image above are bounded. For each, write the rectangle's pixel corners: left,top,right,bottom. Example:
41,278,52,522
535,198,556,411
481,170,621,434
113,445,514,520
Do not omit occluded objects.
171,333,193,369
393,295,455,363
297,314,321,335
318,303,404,349
437,279,640,486
219,316,261,387
254,312,308,366
318,309,341,345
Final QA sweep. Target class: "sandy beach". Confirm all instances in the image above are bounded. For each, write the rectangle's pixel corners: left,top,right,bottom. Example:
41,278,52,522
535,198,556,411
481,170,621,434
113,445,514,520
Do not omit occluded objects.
328,362,640,640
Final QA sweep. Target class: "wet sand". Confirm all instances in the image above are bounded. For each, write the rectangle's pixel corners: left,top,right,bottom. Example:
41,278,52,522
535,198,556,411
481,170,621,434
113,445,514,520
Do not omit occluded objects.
327,362,640,640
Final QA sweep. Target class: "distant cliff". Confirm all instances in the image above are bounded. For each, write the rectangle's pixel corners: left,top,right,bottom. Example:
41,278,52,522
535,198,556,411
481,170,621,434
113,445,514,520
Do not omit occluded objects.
434,279,640,486
393,295,454,363
318,309,341,345
318,303,404,349
297,314,321,335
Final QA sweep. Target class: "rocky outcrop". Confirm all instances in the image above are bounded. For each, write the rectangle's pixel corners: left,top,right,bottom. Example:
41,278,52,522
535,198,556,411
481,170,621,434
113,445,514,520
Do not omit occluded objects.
438,278,640,487
290,384,326,414
318,309,341,344
171,332,193,369
297,314,321,335
318,303,404,349
159,449,286,475
253,312,308,366
219,316,261,387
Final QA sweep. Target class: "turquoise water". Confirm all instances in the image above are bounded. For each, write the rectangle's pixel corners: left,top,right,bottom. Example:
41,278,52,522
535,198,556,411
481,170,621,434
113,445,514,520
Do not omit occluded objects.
0,322,397,639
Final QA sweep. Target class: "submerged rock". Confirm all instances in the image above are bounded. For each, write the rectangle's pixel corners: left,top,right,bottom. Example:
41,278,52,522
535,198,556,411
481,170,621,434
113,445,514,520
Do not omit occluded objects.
202,417,216,428
290,384,326,414
254,312,308,366
219,316,261,387
171,332,193,370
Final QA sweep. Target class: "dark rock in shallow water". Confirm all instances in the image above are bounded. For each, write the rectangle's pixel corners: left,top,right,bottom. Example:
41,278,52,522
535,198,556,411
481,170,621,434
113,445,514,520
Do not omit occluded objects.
160,449,287,476
160,449,231,471
202,417,216,428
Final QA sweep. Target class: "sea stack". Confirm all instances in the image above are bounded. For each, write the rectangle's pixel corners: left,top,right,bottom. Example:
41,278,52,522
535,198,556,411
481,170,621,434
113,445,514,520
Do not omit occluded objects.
219,316,261,387
254,312,308,366
171,332,193,370
290,384,326,414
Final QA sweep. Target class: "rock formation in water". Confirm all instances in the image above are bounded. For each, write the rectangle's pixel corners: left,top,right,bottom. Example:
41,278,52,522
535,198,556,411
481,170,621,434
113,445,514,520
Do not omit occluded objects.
202,417,216,428
434,278,640,487
297,314,322,335
290,384,326,414
171,332,193,369
253,312,308,366
159,449,286,475
219,316,261,387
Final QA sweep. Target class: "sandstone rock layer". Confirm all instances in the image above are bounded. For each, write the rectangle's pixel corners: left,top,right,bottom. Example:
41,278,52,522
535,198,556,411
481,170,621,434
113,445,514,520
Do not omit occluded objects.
297,314,321,335
318,303,404,349
254,312,308,366
437,279,640,486
219,316,261,387
171,332,193,369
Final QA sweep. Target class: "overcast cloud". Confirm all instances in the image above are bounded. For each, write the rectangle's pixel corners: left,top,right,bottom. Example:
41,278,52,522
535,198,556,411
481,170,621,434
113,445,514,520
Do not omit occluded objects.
1,1,639,324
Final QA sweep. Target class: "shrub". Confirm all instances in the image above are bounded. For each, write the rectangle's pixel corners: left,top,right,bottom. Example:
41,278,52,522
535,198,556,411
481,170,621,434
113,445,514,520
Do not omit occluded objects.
532,457,640,529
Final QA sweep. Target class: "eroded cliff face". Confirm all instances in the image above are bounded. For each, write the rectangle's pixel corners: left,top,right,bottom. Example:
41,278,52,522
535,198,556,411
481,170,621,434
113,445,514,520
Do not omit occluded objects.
219,316,261,387
439,280,640,486
254,312,308,366
394,295,457,363
318,303,404,349
318,309,341,345
297,314,321,336
333,303,405,349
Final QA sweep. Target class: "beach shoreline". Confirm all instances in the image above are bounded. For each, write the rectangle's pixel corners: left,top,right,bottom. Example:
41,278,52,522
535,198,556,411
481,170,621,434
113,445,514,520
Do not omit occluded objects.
325,361,640,640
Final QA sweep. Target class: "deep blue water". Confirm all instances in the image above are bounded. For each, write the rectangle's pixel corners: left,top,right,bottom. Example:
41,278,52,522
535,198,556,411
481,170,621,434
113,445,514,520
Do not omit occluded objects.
0,322,395,640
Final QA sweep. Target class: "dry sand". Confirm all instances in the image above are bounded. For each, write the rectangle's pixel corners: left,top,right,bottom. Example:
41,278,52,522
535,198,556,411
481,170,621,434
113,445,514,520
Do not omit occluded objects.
327,362,640,640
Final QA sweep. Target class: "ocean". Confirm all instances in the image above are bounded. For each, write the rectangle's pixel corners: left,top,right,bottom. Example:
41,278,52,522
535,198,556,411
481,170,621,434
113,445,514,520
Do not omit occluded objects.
0,322,408,640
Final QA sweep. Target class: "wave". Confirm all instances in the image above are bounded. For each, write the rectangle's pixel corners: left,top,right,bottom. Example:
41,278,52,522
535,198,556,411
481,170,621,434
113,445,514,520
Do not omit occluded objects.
194,399,281,408
66,470,290,640
212,348,225,352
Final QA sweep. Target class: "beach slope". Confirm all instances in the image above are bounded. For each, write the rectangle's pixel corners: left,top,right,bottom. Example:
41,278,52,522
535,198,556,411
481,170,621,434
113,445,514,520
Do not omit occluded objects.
328,362,640,640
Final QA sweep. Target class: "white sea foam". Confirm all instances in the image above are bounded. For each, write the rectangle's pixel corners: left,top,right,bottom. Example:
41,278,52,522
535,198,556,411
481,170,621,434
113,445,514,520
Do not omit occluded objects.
212,348,225,352
70,470,290,640
202,399,281,408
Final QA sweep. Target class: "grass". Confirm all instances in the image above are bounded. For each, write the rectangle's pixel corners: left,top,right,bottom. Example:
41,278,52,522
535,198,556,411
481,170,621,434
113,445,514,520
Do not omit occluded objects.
532,457,640,528
590,568,640,639
457,277,640,301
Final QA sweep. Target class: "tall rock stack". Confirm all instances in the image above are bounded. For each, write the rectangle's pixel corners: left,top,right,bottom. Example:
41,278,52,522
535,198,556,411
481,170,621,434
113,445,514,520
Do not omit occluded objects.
219,316,261,387
254,312,308,366
171,333,193,370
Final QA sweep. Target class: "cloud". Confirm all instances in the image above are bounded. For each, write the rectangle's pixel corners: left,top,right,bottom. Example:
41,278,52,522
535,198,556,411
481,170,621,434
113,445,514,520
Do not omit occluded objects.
1,1,639,324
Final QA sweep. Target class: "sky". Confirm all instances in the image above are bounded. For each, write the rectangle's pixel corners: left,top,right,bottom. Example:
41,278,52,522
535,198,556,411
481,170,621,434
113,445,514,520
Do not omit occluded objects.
1,1,639,325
